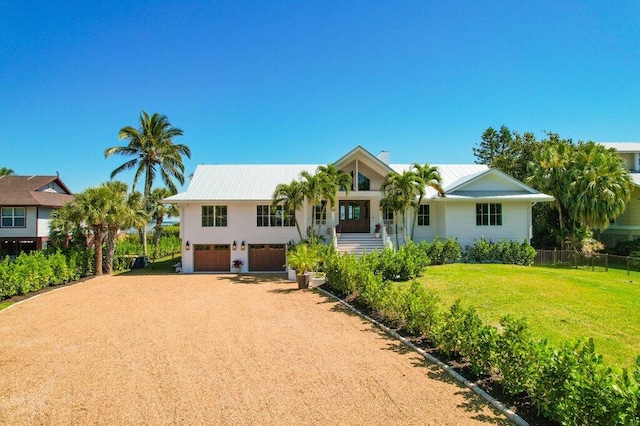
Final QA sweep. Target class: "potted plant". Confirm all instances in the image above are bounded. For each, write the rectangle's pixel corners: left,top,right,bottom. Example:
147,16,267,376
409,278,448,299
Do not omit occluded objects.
232,259,243,274
374,223,382,238
286,244,320,289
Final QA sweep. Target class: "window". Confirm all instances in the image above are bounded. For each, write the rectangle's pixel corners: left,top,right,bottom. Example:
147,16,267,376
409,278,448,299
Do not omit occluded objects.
257,205,295,227
1,207,25,228
417,205,430,226
257,205,270,227
476,203,502,226
383,207,394,223
314,201,327,224
202,205,227,227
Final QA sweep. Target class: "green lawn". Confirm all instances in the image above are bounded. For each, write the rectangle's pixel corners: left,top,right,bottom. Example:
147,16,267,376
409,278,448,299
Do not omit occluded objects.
0,301,12,312
114,256,181,276
418,264,640,369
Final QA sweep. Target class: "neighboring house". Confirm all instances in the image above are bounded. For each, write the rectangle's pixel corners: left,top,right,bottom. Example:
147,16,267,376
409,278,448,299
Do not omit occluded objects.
165,146,553,273
598,143,640,246
0,175,74,256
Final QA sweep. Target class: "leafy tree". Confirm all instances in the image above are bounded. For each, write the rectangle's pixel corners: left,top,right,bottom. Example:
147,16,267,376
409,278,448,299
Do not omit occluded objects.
410,163,443,240
472,125,513,166
271,180,305,240
528,136,631,247
104,111,191,255
473,125,539,182
0,167,14,176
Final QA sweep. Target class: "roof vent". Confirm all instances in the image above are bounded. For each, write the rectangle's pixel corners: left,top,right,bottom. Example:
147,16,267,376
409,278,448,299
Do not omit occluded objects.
377,150,390,165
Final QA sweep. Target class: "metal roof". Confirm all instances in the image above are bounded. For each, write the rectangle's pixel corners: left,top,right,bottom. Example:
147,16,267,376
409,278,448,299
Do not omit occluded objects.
165,163,524,202
600,142,640,152
442,191,555,202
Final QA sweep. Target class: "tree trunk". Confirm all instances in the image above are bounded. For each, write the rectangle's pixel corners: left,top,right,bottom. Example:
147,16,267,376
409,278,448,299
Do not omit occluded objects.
154,217,163,258
410,196,423,240
104,226,117,274
94,226,103,276
294,212,303,241
394,217,400,251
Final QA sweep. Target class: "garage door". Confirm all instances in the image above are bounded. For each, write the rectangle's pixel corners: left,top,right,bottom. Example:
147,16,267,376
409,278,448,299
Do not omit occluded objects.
194,244,230,272
248,244,286,272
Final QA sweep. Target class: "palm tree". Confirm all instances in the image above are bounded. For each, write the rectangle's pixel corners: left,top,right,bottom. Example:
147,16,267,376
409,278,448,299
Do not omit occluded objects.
380,170,420,248
148,187,179,257
315,164,351,233
0,167,14,176
272,180,305,240
301,171,323,240
410,163,443,240
104,110,191,255
569,142,630,231
70,186,113,275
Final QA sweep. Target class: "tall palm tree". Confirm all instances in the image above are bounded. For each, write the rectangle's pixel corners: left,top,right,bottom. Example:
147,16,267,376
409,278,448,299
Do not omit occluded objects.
410,163,443,240
272,180,305,240
0,167,14,176
148,187,179,256
380,170,420,248
104,110,191,255
316,164,351,233
301,171,323,240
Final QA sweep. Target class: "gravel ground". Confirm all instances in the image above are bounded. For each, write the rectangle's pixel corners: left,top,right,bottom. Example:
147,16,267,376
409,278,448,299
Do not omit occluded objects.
0,274,509,425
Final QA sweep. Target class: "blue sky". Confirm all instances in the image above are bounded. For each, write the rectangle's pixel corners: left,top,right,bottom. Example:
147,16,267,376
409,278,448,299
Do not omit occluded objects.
1,1,639,193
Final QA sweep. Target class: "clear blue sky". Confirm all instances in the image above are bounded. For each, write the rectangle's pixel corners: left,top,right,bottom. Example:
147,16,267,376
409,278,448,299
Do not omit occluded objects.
2,1,639,193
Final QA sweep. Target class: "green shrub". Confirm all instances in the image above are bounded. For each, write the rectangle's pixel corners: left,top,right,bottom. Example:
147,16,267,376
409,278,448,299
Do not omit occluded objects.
400,280,441,338
465,238,536,265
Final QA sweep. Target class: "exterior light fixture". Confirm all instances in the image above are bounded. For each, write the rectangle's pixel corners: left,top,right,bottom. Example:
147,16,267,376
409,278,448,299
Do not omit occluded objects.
241,240,246,250
232,240,237,250
185,241,190,251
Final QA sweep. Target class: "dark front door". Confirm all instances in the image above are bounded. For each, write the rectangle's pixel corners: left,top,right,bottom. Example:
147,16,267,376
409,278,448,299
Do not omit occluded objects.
339,200,370,233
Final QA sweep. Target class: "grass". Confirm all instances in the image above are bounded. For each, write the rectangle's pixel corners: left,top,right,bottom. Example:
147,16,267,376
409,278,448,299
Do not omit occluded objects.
114,256,181,276
0,301,13,312
417,264,640,369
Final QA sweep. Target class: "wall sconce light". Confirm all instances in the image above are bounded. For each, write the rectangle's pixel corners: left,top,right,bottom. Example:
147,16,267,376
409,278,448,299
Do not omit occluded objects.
185,241,190,251
241,240,246,250
232,240,237,250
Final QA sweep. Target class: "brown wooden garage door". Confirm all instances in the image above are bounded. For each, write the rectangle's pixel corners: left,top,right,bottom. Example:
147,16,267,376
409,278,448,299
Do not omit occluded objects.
194,244,230,272
248,244,286,272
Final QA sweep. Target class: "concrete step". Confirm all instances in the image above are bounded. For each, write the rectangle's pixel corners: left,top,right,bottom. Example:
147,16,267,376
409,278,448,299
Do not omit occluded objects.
336,233,386,256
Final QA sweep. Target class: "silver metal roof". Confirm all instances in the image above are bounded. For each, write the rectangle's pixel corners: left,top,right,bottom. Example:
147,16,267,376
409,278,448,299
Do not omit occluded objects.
600,142,640,152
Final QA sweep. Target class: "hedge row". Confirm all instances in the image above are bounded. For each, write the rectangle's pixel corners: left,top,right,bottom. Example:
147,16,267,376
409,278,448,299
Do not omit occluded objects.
322,249,640,425
0,249,94,300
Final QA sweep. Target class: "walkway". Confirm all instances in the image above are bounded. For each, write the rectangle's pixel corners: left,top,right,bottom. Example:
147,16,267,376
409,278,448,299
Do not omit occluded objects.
0,274,508,425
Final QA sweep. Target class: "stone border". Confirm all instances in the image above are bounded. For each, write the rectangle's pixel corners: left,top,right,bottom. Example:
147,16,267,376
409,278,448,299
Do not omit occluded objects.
315,287,529,426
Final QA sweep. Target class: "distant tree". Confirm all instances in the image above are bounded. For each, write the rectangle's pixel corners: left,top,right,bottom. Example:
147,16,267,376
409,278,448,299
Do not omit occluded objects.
0,167,14,176
410,163,443,240
104,111,191,255
472,125,513,166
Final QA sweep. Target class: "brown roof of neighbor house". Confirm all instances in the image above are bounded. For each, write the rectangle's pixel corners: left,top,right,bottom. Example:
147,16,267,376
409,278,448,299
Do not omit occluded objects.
0,175,74,207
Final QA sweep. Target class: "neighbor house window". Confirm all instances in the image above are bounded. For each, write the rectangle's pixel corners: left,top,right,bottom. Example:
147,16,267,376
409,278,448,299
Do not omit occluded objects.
257,205,295,227
417,205,430,226
202,205,227,227
1,207,26,228
476,203,502,226
314,201,327,225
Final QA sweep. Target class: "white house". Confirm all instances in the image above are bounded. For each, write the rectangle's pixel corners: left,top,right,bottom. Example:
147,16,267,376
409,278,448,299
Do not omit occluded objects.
0,175,74,256
165,146,553,273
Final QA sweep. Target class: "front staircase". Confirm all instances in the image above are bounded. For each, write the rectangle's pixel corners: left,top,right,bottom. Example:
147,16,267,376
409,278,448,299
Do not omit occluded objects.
336,233,387,256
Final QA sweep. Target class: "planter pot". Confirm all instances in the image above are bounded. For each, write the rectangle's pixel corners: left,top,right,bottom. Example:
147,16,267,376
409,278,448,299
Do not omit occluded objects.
310,274,326,288
374,232,381,238
296,274,309,290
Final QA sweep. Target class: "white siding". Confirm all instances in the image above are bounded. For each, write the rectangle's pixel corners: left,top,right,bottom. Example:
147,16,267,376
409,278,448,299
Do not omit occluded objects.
461,173,524,192
37,207,54,237
180,202,303,273
411,203,440,242
442,201,532,248
0,207,37,238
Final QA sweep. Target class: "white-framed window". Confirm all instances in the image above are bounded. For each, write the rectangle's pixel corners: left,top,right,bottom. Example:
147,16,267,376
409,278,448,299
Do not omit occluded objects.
313,201,327,225
1,207,26,228
202,205,227,227
417,205,430,226
476,203,502,226
257,205,295,227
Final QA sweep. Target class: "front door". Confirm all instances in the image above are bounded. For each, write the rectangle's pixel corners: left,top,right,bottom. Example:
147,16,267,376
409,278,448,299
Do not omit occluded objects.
339,200,370,233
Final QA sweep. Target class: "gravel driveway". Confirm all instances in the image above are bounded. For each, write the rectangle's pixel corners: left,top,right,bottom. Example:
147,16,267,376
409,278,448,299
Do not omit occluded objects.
0,274,509,425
